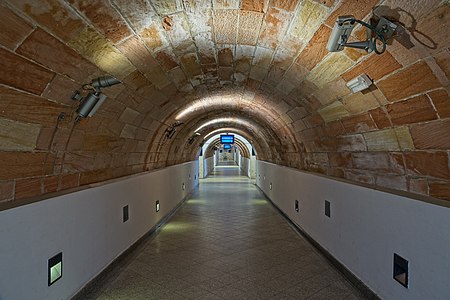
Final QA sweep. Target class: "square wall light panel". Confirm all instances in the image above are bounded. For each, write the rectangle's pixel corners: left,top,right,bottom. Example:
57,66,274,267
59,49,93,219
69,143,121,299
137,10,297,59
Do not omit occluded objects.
48,252,62,286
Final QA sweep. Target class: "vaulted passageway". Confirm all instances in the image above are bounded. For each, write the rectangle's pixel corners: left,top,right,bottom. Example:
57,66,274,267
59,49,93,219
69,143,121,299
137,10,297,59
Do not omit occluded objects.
1,0,450,299
75,163,365,300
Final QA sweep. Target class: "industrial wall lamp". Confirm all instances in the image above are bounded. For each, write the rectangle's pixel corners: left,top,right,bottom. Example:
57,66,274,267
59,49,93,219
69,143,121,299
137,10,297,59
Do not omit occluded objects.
327,15,398,54
72,76,121,122
165,121,183,140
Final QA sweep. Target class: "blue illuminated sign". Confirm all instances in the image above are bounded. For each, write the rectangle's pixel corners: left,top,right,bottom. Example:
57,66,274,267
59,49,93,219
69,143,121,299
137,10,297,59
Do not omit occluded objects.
221,134,234,144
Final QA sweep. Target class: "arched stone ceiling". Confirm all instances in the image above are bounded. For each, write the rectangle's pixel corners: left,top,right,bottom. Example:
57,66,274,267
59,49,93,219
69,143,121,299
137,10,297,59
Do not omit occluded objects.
204,136,250,158
0,0,449,206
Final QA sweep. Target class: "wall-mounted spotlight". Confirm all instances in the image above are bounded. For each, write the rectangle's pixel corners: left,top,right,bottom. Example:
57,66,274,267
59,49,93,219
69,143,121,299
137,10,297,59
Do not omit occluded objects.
165,121,183,140
187,132,201,145
72,76,121,122
327,15,398,54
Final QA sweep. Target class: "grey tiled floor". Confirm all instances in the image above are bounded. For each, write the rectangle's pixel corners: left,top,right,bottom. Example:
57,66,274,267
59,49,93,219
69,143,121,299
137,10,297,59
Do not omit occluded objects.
74,163,367,299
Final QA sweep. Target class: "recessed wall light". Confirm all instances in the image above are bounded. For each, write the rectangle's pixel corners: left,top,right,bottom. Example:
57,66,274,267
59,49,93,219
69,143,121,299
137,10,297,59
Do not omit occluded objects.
156,200,160,212
48,252,62,286
394,253,409,288
295,200,299,212
325,200,331,218
123,205,129,223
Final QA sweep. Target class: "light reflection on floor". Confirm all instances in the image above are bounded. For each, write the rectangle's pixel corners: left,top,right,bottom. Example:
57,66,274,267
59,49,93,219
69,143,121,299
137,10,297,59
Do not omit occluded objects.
74,162,367,300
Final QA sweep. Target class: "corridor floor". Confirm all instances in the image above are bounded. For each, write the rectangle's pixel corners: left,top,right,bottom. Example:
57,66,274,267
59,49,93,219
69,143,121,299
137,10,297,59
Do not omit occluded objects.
75,164,367,300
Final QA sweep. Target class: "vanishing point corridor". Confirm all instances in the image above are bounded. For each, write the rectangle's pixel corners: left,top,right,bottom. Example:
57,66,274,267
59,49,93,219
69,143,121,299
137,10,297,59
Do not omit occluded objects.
75,163,366,300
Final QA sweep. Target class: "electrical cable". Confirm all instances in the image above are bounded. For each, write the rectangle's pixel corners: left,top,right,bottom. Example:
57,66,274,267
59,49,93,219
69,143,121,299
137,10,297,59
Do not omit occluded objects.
355,19,387,54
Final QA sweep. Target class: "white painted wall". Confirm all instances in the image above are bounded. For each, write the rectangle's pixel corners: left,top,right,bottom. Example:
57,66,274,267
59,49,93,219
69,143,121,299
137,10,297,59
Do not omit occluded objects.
0,161,199,300
239,156,251,178
256,161,450,300
203,155,215,178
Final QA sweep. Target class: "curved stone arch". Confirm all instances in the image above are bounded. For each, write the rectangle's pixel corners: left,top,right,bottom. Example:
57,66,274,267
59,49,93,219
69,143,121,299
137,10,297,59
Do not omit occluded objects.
204,137,251,159
164,112,283,165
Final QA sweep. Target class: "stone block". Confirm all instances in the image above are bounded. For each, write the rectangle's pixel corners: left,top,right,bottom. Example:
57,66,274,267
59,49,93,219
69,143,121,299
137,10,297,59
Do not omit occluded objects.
258,7,292,49
213,9,238,44
180,53,202,77
434,50,450,80
387,95,437,126
352,152,404,174
314,78,350,106
15,178,42,200
119,108,140,124
253,47,274,68
318,101,350,123
375,175,407,191
0,47,55,95
394,126,415,151
307,53,353,88
8,0,85,42
0,85,67,126
296,25,331,71
18,28,98,83
68,27,135,80
328,152,352,168
213,0,240,9
325,0,379,27
0,118,41,151
218,48,234,66
428,89,450,118
364,129,400,151
404,152,450,179
43,175,59,193
324,120,346,137
150,0,180,14
43,75,82,106
123,71,152,91
408,177,429,196
116,36,160,73
120,124,138,139
336,134,366,152
377,61,441,102
271,0,300,11
59,173,80,190
410,119,450,150
0,181,14,202
238,10,264,45
241,0,268,12
415,4,450,53
341,52,402,82
291,0,329,43
68,0,132,43
0,3,33,50
341,113,376,133
369,107,391,129
345,170,374,184
249,65,268,81
429,181,450,201
341,88,386,114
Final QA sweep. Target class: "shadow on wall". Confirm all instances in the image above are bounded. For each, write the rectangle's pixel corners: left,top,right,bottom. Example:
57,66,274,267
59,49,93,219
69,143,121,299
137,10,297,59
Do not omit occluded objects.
373,6,437,49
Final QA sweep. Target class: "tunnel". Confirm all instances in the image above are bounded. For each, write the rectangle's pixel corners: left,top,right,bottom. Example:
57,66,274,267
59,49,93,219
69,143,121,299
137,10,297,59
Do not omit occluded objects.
0,0,449,299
